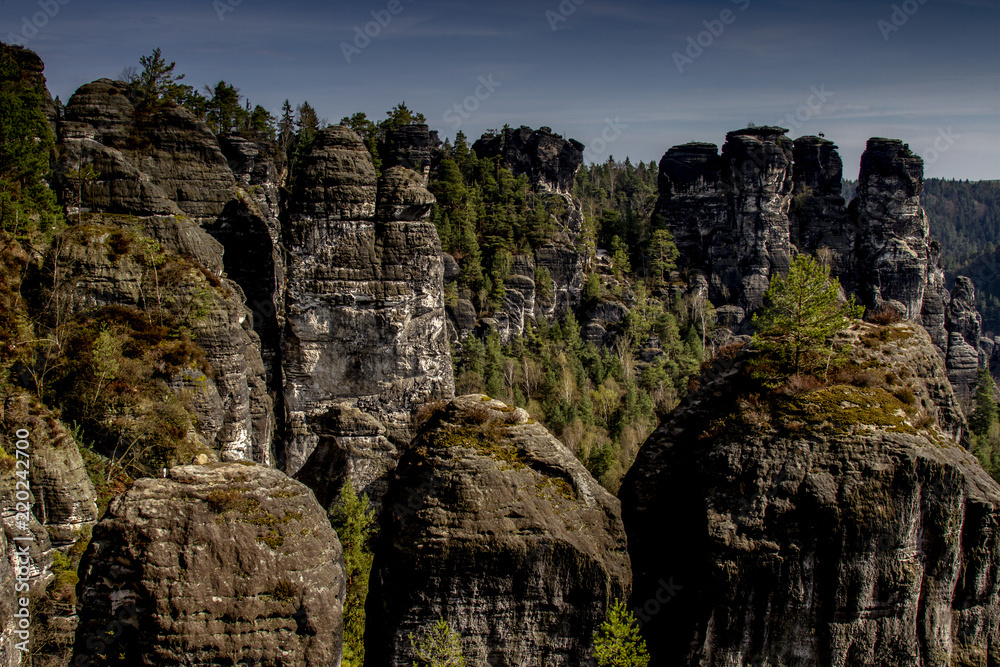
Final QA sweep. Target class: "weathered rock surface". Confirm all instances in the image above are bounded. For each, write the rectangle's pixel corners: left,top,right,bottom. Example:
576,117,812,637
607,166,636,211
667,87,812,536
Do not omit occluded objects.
376,166,436,221
654,128,794,316
12,396,98,547
283,126,454,501
73,463,345,666
381,123,439,174
472,125,584,195
655,130,985,397
55,79,275,462
366,395,631,666
620,323,999,666
946,276,984,401
851,138,936,321
789,136,855,281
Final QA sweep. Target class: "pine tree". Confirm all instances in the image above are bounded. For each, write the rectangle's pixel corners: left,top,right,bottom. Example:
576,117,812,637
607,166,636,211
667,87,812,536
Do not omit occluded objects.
328,481,377,667
0,44,62,234
592,600,650,667
751,254,862,377
648,228,679,286
969,368,1000,482
134,48,186,106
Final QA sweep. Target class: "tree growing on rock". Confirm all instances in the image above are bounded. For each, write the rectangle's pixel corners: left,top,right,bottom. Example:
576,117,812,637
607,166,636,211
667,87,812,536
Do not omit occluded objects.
592,600,650,667
328,481,377,667
409,618,466,667
133,48,187,105
751,254,862,378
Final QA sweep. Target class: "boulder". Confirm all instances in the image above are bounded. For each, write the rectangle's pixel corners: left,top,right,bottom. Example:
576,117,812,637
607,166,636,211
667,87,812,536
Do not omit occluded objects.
366,395,631,666
73,463,345,666
620,323,999,666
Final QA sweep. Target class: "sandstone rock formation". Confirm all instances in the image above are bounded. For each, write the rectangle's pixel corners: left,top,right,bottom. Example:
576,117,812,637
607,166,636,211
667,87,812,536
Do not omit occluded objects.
654,129,985,397
789,135,855,281
620,323,999,666
382,123,439,174
283,126,454,504
366,395,631,666
653,127,795,317
472,125,584,195
851,138,937,321
55,78,274,463
73,463,345,666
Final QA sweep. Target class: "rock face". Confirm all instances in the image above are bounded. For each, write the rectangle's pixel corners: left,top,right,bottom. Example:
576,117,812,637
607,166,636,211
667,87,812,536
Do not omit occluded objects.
851,138,936,321
789,136,855,281
946,276,983,401
655,130,985,397
283,126,454,503
619,323,1000,666
56,78,275,463
472,125,584,195
366,395,631,666
654,127,794,317
382,123,439,174
73,463,345,666
721,127,795,312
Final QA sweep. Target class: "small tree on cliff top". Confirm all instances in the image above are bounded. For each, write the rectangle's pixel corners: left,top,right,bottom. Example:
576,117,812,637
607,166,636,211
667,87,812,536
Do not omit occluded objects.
751,254,862,378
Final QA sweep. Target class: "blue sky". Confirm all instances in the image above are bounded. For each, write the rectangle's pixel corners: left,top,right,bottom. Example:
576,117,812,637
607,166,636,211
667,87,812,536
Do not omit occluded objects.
3,0,998,179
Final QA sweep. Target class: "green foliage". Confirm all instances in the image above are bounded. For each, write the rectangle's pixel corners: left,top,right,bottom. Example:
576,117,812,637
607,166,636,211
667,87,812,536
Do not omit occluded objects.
922,178,1000,272
592,599,650,667
46,304,210,478
969,368,1000,482
0,45,63,235
328,481,378,667
574,157,659,270
130,48,188,107
610,236,631,278
409,618,466,667
648,228,679,286
751,254,863,378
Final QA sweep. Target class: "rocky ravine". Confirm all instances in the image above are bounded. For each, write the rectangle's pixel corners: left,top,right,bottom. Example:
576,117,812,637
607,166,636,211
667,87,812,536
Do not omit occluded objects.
619,322,1000,666
72,463,345,666
366,395,631,666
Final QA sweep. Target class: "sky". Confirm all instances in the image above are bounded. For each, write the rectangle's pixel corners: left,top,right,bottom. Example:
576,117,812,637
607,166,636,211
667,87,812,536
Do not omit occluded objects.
2,0,998,180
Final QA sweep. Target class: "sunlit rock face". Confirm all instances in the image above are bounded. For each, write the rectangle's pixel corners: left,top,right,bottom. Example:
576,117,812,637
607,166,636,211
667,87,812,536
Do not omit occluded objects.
282,126,454,506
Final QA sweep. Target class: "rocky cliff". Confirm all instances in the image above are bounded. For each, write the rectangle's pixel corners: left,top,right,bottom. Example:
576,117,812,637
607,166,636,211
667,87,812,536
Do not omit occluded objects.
366,395,631,666
654,129,984,398
282,126,454,506
472,125,584,196
72,463,345,666
619,322,1000,666
464,126,588,340
56,78,275,462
